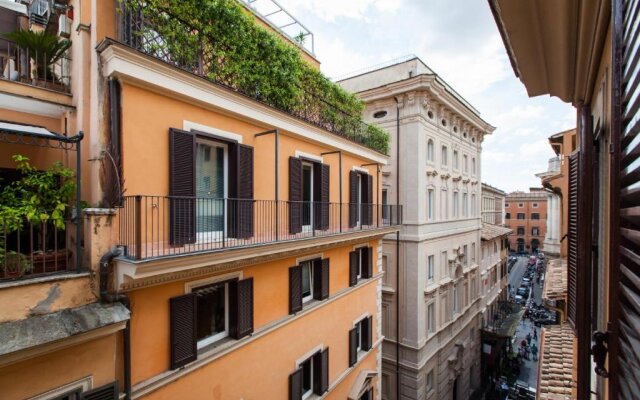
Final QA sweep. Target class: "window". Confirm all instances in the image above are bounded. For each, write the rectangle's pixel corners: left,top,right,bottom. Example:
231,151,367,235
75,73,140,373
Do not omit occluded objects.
359,388,374,400
471,194,476,216
532,202,539,208
440,189,448,220
350,247,372,286
428,255,435,283
349,317,372,366
453,192,459,217
452,285,459,314
382,255,388,284
517,213,525,220
301,356,314,399
463,155,468,173
462,193,468,217
518,203,524,208
426,369,434,392
532,212,540,220
441,251,448,276
471,277,476,299
453,150,459,169
472,157,476,175
463,245,468,266
505,212,511,219
427,139,434,162
427,303,435,333
300,260,314,303
517,226,525,235
291,258,329,314
382,189,388,221
290,348,329,399
532,227,540,236
195,138,228,240
427,189,435,220
471,242,476,263
505,202,510,208
441,145,448,166
194,281,230,348
494,242,498,254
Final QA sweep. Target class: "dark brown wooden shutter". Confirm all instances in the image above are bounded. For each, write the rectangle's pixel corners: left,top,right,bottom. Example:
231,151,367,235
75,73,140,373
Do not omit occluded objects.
229,278,253,339
349,251,359,286
80,382,118,400
313,348,329,395
169,293,197,370
289,157,303,234
567,152,579,327
289,368,303,400
314,163,330,230
361,247,373,279
169,128,196,245
313,258,330,300
362,316,373,351
349,171,358,228
229,144,254,239
365,174,373,225
289,265,303,314
348,327,357,367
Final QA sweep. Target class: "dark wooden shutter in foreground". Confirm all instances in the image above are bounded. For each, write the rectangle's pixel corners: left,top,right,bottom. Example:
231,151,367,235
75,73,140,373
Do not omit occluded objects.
229,278,254,339
289,265,303,314
80,382,118,400
349,171,358,228
289,157,303,234
364,174,373,225
361,247,373,279
349,251,359,286
169,293,197,370
289,368,303,400
169,128,196,245
362,316,373,351
313,258,330,300
567,152,579,328
313,348,329,395
229,144,254,239
315,163,330,230
349,327,357,367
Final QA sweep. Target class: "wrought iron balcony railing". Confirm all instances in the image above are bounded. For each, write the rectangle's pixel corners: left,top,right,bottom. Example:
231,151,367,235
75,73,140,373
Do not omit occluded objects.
118,196,402,261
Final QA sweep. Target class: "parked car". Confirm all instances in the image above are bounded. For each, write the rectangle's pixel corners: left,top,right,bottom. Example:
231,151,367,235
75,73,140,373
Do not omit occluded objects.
514,295,525,304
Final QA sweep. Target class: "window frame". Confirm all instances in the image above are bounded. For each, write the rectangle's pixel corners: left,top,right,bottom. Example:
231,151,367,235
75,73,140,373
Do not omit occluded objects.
426,369,434,393
295,344,325,400
427,302,436,334
300,259,314,303
441,145,448,166
427,138,435,163
28,378,91,400
427,188,435,221
453,150,459,170
427,254,435,283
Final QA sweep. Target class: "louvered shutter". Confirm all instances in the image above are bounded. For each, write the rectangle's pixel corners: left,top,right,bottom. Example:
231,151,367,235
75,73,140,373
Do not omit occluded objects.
289,368,303,400
80,382,118,400
169,293,197,369
229,144,254,239
289,265,303,314
365,174,373,225
611,1,640,396
349,171,358,228
349,251,359,286
229,278,253,339
169,128,196,245
349,327,357,367
313,258,330,300
313,348,329,395
313,163,330,230
362,316,373,351
362,247,373,279
567,152,579,327
289,157,303,234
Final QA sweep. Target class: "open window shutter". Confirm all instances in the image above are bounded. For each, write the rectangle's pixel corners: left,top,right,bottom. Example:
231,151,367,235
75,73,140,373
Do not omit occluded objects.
319,164,330,230
349,171,358,228
229,278,254,339
169,128,196,245
229,144,254,239
362,316,373,351
567,152,579,328
349,251,359,286
349,327,357,367
289,368,303,400
365,174,373,225
361,247,373,279
289,157,303,234
80,382,118,400
313,258,330,300
313,348,329,395
169,293,197,370
289,265,303,314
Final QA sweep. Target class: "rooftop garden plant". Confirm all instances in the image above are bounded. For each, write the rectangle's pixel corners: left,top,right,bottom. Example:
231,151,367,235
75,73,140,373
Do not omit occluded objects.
121,0,389,154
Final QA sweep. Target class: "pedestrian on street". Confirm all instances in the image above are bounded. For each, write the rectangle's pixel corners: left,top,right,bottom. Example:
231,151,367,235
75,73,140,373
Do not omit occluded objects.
526,333,532,345
531,342,538,361
533,328,538,340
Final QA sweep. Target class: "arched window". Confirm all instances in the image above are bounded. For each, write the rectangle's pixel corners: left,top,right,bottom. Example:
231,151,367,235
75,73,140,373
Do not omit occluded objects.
427,139,434,162
453,150,459,170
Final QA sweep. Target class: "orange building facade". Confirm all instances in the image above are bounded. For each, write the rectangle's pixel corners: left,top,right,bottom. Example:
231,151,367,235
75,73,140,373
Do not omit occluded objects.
0,2,399,400
504,190,547,254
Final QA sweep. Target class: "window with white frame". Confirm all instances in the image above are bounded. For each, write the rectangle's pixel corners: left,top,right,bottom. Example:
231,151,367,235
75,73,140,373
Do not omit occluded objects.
427,189,435,221
532,202,539,208
463,154,468,173
462,193,468,217
452,285,458,314
471,242,476,263
427,303,436,333
453,191,459,217
463,244,468,266
453,150,459,170
427,139,434,163
471,194,476,216
441,145,448,166
193,280,230,349
471,277,476,299
427,254,435,283
426,369,434,392
518,203,524,208
441,251,448,277
440,189,448,220
300,259,314,303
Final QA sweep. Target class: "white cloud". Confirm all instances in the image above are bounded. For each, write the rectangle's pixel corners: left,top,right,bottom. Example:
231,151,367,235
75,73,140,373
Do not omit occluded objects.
278,0,403,22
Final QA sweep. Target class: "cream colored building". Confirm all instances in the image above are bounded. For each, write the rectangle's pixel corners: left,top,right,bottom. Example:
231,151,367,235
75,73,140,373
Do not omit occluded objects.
339,58,494,400
481,183,506,226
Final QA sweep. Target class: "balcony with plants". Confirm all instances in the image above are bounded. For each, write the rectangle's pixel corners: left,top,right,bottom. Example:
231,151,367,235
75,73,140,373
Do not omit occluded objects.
115,0,389,155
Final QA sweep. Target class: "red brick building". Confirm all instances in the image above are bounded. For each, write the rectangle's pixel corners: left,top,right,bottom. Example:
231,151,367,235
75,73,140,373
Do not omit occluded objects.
504,189,547,253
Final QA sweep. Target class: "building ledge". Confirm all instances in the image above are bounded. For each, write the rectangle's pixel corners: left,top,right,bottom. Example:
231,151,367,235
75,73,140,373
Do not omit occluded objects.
0,80,74,118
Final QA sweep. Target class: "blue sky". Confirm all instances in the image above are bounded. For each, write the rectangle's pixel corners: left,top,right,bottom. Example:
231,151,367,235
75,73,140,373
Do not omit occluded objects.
276,0,576,192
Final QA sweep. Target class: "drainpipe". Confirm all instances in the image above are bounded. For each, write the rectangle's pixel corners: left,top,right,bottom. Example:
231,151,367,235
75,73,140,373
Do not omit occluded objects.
393,96,401,400
100,248,131,400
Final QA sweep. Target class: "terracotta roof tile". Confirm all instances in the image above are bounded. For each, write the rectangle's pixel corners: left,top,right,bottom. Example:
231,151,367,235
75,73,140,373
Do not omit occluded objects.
538,324,576,400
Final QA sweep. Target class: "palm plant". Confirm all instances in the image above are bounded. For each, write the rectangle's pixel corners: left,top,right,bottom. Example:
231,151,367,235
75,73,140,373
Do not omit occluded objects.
4,29,71,81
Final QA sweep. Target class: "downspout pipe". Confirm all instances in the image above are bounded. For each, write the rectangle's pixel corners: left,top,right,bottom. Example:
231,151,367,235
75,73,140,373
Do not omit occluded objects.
100,248,131,400
393,96,401,400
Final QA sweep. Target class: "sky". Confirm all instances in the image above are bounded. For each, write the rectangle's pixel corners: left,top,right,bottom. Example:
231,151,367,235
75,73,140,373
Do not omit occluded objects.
274,0,576,193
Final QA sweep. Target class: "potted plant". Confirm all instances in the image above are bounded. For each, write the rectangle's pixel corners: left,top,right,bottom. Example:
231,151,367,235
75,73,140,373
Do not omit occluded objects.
0,155,76,278
3,29,71,90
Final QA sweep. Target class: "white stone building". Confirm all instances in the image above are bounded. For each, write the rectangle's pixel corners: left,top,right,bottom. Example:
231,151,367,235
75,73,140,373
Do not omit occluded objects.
339,58,495,400
481,183,506,226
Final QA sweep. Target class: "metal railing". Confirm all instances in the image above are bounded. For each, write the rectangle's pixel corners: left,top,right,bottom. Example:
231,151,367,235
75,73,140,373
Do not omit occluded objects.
118,196,402,261
116,0,388,154
1,220,73,281
0,38,72,93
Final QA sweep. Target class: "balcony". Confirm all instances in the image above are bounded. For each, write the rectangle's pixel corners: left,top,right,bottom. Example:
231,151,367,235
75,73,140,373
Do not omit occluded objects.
118,196,402,261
